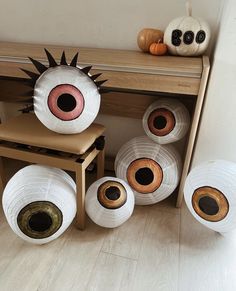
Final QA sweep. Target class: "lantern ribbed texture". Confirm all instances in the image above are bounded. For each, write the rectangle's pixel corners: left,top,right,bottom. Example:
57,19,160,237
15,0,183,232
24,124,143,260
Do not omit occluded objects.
142,98,190,144
115,136,182,205
34,66,100,134
2,165,76,244
184,160,236,233
85,177,134,228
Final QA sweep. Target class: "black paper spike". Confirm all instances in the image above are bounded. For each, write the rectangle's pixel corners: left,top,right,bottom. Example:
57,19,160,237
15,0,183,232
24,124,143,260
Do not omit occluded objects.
44,49,58,67
96,80,108,88
99,88,110,94
24,79,36,88
19,105,34,113
90,73,102,81
60,51,67,65
81,65,92,74
29,57,48,74
20,69,40,82
70,52,79,67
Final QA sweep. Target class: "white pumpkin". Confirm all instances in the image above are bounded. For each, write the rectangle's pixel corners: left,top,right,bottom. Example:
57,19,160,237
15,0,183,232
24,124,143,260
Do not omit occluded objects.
164,2,211,56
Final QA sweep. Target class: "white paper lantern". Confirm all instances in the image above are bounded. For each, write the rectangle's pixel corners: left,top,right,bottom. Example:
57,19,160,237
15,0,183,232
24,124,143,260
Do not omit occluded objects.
184,160,236,233
2,165,76,244
21,50,106,134
34,65,101,134
142,98,190,144
164,2,211,56
115,136,182,205
85,177,134,228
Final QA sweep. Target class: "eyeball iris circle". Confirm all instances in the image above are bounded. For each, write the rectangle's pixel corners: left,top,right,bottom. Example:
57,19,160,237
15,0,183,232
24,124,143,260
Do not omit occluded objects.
48,84,84,121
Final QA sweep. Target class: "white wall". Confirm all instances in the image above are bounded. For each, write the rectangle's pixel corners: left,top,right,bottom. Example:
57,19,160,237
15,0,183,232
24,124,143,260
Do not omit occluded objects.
0,0,223,156
192,0,236,167
0,0,222,49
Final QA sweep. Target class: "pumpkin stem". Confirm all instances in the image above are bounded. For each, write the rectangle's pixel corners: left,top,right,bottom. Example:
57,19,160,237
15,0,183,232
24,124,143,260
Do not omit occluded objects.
186,1,192,17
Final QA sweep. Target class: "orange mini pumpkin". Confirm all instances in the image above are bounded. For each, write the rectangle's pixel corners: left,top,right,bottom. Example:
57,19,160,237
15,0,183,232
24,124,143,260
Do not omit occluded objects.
149,42,167,56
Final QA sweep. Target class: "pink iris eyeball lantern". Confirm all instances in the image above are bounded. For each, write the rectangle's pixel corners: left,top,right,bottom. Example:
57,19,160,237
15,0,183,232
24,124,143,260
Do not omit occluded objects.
21,49,107,134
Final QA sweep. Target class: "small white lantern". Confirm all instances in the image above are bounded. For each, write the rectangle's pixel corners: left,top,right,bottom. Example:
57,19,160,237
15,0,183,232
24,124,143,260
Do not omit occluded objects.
142,98,190,144
85,177,134,228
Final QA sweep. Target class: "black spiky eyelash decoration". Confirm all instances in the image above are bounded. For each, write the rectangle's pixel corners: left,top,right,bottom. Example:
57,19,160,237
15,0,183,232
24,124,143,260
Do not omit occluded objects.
19,49,108,113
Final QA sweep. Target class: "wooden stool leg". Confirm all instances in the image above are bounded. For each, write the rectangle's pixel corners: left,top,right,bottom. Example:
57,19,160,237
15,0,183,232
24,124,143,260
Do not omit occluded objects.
75,164,86,230
0,157,6,193
97,148,105,179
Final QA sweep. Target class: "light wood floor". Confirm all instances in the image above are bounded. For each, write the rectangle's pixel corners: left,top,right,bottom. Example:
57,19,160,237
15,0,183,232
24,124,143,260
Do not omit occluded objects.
0,160,236,291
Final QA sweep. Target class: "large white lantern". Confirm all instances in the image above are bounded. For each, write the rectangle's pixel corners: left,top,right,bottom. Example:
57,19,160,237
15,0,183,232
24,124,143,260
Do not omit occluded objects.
164,2,211,56
2,165,76,244
184,160,236,234
21,49,106,134
115,136,182,205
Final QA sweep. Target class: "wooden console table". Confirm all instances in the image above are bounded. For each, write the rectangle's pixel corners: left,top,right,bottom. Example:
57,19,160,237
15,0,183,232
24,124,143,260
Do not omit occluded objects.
0,42,210,207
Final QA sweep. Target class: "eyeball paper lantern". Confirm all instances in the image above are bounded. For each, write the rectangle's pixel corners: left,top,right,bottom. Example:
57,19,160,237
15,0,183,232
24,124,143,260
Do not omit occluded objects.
85,177,134,228
164,2,211,56
2,165,76,244
115,136,182,205
21,49,107,134
184,160,236,234
143,98,190,144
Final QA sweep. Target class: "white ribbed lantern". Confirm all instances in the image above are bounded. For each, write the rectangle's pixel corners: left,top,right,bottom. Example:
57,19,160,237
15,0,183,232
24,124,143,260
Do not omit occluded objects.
142,98,190,144
34,65,101,134
184,160,236,233
2,165,76,244
85,177,134,228
115,136,182,205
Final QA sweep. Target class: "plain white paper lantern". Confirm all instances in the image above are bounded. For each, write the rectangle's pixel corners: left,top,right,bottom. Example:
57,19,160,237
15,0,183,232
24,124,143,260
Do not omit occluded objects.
184,160,236,233
164,2,211,56
142,98,190,144
2,165,76,244
115,136,182,205
85,177,134,228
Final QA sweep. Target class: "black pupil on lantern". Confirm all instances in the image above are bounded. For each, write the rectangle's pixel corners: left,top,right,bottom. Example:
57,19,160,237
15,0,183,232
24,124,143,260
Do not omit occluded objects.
198,196,219,216
135,168,154,185
28,212,53,232
57,94,77,112
154,115,167,130
105,186,121,200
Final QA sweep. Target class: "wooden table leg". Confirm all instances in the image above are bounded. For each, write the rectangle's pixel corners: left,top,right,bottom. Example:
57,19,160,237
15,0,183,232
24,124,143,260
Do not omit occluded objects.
75,163,86,230
0,157,6,193
97,148,105,179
